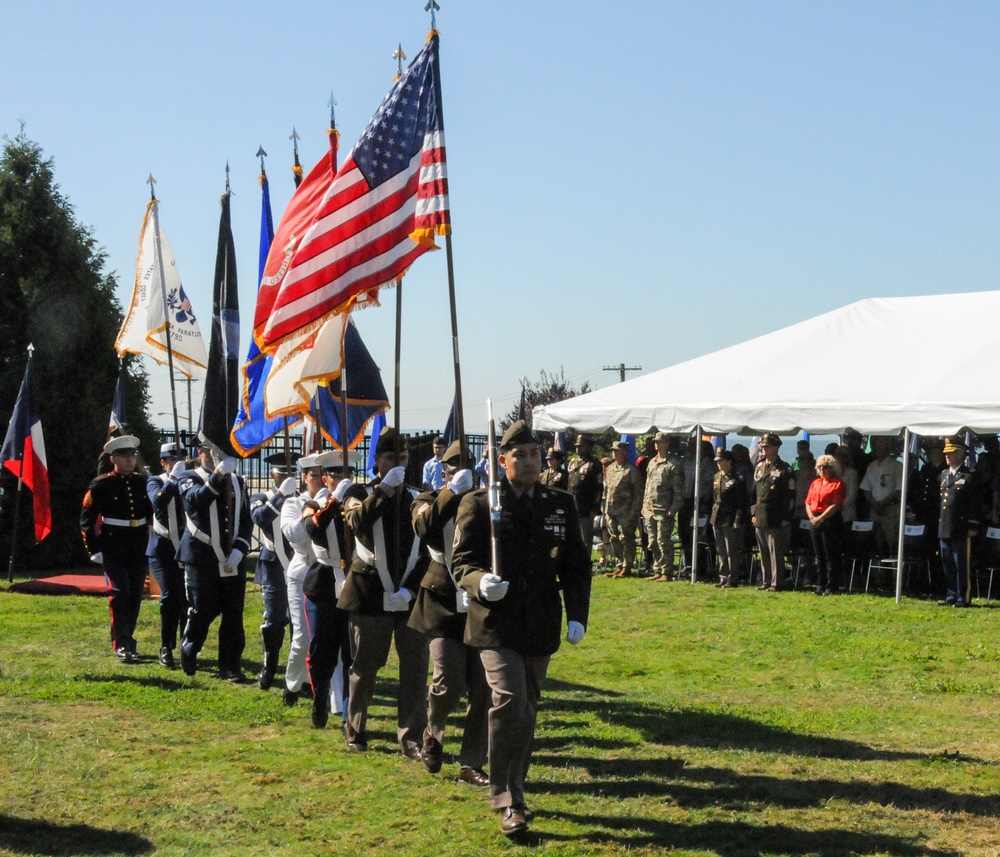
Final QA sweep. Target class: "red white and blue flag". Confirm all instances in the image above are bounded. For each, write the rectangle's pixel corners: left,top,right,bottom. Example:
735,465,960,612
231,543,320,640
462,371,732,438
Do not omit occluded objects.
259,32,450,351
1,353,52,542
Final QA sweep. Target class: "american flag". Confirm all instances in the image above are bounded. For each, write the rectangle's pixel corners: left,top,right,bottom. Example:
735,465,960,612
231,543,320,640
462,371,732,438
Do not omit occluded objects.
260,33,450,351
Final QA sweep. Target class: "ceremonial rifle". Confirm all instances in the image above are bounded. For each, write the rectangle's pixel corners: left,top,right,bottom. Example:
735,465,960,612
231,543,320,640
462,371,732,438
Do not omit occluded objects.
486,398,502,579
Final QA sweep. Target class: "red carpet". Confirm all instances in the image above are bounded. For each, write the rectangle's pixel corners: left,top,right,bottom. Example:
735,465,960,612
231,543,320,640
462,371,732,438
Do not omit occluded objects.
9,574,158,598
10,574,110,596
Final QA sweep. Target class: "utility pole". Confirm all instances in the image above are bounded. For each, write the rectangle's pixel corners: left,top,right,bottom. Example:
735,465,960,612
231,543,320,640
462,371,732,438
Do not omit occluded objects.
604,363,641,383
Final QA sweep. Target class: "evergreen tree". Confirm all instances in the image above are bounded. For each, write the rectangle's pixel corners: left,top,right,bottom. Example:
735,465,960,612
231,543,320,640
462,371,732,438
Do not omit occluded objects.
0,131,154,571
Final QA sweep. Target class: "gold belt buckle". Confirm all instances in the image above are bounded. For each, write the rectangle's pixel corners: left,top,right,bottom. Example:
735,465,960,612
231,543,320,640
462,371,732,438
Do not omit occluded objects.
130,519,139,528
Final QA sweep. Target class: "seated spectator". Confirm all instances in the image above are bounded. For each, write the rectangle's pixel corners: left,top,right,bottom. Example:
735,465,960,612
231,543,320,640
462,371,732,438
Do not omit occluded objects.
860,436,904,557
833,445,859,524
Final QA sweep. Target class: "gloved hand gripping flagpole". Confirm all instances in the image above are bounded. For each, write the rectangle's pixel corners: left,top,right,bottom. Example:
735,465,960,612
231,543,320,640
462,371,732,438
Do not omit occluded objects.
487,398,502,580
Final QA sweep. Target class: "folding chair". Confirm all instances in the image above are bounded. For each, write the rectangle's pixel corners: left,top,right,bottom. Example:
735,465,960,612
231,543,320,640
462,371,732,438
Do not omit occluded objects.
972,527,1000,604
788,518,815,590
844,521,875,592
866,523,927,594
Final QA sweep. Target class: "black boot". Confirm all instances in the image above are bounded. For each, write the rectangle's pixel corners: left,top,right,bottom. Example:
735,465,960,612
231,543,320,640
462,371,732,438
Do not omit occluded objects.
257,625,284,690
311,682,331,728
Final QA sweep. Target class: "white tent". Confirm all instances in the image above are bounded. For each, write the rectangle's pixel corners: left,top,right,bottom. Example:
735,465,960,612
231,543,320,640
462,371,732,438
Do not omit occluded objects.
534,291,1000,602
533,292,1000,437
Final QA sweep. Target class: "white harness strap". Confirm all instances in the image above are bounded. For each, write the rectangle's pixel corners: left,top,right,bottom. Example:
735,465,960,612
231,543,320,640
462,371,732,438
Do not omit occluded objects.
353,487,421,598
152,473,182,551
185,467,241,570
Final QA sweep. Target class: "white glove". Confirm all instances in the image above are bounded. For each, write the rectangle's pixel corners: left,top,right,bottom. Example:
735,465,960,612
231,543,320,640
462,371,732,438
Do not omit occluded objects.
446,469,474,495
387,588,413,610
169,460,186,480
314,487,330,504
89,552,104,565
225,549,244,571
566,620,585,645
332,477,354,503
479,573,509,602
278,476,298,497
215,456,236,476
380,466,406,489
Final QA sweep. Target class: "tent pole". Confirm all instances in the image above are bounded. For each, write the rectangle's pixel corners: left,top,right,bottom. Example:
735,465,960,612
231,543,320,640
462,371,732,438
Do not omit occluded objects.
895,428,911,604
691,426,702,584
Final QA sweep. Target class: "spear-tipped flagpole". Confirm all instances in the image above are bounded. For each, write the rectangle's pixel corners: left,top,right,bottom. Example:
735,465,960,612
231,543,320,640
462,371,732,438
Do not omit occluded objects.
147,174,182,446
393,43,407,81
6,344,33,582
425,0,440,32
289,127,302,188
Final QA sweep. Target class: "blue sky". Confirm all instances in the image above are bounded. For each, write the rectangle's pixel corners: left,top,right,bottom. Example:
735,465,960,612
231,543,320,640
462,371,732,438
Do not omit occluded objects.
4,2,1000,436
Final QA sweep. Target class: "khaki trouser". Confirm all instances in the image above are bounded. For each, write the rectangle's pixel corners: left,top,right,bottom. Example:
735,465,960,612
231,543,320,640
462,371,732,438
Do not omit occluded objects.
754,525,789,588
646,513,676,574
607,513,637,569
479,647,551,810
347,612,429,752
426,636,490,769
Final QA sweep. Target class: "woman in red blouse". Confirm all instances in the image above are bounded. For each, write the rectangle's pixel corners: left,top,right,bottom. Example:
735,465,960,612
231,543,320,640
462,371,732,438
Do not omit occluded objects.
806,454,847,595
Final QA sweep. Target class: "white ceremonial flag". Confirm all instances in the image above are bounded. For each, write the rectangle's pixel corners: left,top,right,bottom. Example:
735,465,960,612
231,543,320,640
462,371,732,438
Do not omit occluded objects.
263,311,349,420
115,199,208,380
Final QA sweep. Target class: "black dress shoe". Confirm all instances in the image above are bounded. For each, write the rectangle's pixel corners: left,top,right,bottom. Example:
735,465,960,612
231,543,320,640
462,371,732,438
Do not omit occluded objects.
458,766,489,787
114,647,128,662
422,736,443,773
257,665,275,690
159,647,175,669
219,669,248,683
282,688,299,706
500,806,528,837
124,649,141,664
401,742,423,761
345,728,368,752
514,803,534,822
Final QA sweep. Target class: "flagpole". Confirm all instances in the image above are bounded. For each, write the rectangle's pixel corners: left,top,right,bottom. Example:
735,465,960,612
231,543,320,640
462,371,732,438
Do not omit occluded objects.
425,22,466,465
6,344,33,583
328,92,351,477
147,176,182,446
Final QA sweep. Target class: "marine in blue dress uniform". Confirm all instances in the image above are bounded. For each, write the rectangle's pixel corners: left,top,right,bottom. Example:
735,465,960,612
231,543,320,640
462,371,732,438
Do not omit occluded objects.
81,435,153,663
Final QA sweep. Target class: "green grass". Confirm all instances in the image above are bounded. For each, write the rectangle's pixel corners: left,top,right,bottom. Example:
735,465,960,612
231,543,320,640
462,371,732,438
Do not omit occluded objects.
2,573,1000,855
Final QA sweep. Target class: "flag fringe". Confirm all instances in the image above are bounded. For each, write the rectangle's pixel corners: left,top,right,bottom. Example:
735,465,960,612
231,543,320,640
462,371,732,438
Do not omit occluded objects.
408,222,450,248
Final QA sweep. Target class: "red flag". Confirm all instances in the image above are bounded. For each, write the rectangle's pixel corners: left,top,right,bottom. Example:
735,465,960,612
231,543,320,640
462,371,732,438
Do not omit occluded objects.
260,33,449,352
252,133,338,350
1,354,52,541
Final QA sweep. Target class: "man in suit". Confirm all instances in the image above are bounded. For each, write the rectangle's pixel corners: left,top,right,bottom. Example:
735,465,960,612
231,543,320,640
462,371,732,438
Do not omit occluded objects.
452,420,592,838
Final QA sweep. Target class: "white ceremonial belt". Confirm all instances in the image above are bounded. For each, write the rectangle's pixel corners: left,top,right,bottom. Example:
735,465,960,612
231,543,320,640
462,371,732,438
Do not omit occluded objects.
428,547,446,565
185,517,212,545
103,517,145,528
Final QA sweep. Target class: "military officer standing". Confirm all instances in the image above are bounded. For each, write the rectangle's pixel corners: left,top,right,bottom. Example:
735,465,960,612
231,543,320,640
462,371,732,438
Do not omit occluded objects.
938,438,979,607
408,441,490,785
603,441,643,578
146,442,188,668
341,426,429,758
249,452,298,690
453,421,592,837
81,435,153,663
642,432,685,581
710,448,751,587
539,448,567,490
567,434,603,560
751,433,795,591
176,442,253,680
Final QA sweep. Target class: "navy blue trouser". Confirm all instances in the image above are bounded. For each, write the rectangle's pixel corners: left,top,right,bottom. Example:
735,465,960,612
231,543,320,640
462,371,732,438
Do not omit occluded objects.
148,555,187,650
181,564,247,672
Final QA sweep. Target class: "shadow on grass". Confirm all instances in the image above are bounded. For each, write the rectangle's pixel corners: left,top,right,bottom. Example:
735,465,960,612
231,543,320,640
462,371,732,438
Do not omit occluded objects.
535,811,959,856
0,814,153,855
530,758,1000,818
542,678,966,763
80,673,210,691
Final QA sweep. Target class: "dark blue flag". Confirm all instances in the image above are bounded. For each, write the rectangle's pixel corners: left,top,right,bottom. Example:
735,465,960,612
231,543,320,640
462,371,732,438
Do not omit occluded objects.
198,188,240,458
310,320,389,450
109,359,128,436
231,171,296,455
366,411,386,479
